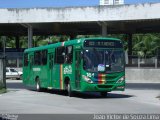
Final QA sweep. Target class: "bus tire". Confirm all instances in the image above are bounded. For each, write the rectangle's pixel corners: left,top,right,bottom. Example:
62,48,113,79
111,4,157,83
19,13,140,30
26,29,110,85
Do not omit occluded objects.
100,92,108,97
67,82,73,97
36,78,41,92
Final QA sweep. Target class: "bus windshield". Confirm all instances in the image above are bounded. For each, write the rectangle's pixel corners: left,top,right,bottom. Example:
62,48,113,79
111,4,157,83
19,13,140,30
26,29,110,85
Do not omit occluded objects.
83,48,124,73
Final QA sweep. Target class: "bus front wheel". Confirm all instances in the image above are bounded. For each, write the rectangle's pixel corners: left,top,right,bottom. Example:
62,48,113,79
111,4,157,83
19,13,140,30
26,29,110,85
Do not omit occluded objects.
67,82,73,97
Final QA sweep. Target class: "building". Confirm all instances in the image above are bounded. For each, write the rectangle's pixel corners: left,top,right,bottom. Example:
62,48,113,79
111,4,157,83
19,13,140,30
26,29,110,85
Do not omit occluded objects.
100,0,124,5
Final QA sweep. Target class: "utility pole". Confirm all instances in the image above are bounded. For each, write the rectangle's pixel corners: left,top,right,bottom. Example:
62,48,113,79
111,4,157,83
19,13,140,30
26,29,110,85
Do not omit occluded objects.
2,36,6,89
2,36,6,58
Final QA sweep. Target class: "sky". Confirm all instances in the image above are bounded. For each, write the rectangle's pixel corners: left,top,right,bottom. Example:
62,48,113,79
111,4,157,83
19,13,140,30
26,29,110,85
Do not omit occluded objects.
0,0,160,8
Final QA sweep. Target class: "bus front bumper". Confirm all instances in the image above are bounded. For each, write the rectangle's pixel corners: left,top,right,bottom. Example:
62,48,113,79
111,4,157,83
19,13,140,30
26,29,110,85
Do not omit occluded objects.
81,81,125,92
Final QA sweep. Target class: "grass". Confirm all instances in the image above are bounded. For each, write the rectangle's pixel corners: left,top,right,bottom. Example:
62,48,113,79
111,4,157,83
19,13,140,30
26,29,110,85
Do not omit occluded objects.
0,88,6,94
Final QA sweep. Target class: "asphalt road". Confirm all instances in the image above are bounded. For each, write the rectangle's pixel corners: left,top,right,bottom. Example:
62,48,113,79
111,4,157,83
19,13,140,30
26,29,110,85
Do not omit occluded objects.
0,80,160,119
6,79,160,90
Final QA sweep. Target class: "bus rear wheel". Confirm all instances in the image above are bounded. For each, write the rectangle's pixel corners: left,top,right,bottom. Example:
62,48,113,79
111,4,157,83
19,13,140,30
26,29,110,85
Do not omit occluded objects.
36,78,41,92
100,92,108,97
67,82,73,97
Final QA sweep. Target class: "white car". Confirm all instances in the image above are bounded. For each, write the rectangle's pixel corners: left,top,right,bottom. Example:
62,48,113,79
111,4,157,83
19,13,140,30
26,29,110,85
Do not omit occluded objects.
6,68,23,80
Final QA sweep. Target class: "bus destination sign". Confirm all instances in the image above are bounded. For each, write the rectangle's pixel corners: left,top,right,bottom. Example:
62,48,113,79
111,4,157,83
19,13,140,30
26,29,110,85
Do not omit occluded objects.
84,40,122,48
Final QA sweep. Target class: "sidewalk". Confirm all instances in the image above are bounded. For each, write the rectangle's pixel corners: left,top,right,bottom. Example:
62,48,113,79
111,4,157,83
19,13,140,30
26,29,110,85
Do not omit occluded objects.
126,79,160,83
126,82,160,90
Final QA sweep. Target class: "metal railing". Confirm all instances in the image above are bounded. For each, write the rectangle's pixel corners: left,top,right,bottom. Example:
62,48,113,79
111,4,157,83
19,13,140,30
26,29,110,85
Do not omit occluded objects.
126,55,160,68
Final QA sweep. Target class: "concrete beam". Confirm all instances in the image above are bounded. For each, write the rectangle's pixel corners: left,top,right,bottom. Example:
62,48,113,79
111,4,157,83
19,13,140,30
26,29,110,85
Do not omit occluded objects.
0,3,160,23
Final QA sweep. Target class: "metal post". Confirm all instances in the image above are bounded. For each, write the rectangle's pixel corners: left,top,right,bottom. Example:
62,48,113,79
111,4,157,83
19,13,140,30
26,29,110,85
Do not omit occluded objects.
17,58,19,68
155,57,157,69
138,57,140,68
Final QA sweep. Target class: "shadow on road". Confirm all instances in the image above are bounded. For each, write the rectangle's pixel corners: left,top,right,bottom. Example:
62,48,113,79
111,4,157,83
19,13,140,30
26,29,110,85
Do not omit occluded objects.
72,92,133,99
7,80,150,99
35,89,133,99
6,80,133,99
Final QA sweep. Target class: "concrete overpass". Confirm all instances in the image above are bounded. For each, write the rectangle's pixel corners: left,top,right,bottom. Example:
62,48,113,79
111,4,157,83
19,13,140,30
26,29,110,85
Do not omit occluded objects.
0,3,160,37
0,2,160,68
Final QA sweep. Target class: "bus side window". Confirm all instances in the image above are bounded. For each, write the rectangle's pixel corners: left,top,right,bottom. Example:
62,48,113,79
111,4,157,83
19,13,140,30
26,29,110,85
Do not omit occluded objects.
42,50,47,65
55,47,65,64
34,51,41,65
30,55,34,66
65,46,73,64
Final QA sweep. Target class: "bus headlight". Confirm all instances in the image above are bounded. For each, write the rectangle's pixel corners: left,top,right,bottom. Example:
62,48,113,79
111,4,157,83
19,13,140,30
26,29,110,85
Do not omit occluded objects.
116,76,125,83
82,75,93,84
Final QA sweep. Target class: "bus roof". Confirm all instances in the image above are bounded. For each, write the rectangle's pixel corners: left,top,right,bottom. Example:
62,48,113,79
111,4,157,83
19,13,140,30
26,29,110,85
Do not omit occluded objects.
24,37,121,53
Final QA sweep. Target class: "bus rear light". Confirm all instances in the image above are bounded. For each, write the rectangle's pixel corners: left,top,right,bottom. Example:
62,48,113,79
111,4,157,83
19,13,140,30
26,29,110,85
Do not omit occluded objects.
82,75,93,84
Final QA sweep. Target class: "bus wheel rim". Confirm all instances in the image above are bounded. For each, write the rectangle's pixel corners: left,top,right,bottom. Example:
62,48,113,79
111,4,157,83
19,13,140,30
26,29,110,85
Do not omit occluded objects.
67,84,70,93
37,82,40,90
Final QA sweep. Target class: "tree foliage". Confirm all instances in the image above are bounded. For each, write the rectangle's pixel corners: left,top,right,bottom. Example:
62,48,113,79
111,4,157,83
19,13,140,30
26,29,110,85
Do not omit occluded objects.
132,33,160,57
1,34,160,58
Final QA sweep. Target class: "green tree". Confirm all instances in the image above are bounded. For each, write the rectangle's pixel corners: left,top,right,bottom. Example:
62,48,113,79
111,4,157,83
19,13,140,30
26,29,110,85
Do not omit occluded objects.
6,36,16,48
20,36,28,48
133,33,160,58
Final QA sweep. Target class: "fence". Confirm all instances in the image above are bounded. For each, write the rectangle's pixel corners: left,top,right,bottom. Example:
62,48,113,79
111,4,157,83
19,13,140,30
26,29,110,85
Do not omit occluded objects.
0,55,6,89
126,55,160,68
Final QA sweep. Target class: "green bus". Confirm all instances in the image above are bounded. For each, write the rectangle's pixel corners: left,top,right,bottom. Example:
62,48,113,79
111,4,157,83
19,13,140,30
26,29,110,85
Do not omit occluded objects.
23,37,125,97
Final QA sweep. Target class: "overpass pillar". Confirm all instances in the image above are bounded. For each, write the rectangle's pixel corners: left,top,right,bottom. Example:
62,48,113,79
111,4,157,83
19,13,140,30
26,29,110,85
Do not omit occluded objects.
102,22,107,37
28,25,33,48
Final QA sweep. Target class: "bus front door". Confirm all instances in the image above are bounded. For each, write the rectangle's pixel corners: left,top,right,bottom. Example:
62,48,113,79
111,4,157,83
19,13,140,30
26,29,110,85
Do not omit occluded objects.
75,51,81,89
29,54,33,84
48,53,54,88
